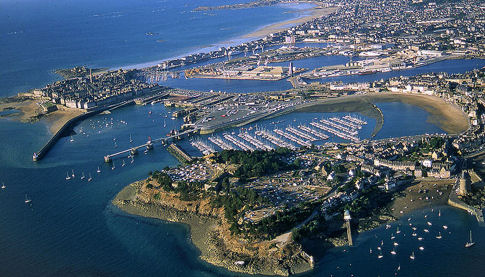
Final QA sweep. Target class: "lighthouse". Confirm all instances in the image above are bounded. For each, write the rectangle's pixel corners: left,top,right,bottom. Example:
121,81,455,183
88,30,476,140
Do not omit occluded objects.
344,210,353,246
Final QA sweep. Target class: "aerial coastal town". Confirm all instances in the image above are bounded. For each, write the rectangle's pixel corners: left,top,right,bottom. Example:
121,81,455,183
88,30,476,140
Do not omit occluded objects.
2,0,485,275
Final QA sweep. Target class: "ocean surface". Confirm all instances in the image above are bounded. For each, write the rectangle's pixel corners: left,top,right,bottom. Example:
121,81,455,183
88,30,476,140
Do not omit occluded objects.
1,0,485,276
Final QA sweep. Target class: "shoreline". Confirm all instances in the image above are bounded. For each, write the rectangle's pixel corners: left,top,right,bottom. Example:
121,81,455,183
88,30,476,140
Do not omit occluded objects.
122,2,335,71
113,181,313,276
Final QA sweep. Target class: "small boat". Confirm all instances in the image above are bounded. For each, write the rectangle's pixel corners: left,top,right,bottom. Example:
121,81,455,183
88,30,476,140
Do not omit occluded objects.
418,237,423,241
438,210,441,217
129,134,133,143
131,157,134,164
377,252,383,259
465,230,475,248
436,232,442,239
390,249,397,255
1,182,5,189
391,236,395,240
71,170,75,178
443,225,448,230
97,167,101,173
112,162,116,170
424,229,429,233
386,224,391,229
81,172,85,180
396,227,401,234
377,246,381,250
393,242,399,246
412,233,417,237
427,221,432,226
24,194,32,204
419,246,424,251
412,227,417,231
369,248,373,254
70,136,74,142
381,240,384,246
397,264,401,271
87,173,92,182
410,251,415,260
122,160,126,167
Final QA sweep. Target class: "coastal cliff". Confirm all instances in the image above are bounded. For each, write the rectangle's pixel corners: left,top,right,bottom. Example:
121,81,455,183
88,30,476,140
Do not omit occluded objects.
113,180,314,276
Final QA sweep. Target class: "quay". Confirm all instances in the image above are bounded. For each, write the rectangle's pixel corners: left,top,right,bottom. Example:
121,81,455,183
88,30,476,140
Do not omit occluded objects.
33,100,136,162
167,143,193,163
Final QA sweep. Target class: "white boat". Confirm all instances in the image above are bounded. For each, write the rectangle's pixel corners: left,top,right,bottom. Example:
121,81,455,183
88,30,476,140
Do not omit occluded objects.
410,251,415,260
465,230,475,248
112,162,116,170
436,232,442,239
443,225,448,230
424,229,429,233
377,252,383,259
396,227,401,234
122,160,126,167
71,170,75,178
412,233,417,237
419,246,424,251
1,182,5,189
24,194,32,204
418,237,423,241
129,134,133,143
393,242,399,246
81,172,85,180
427,221,432,226
369,248,373,254
97,167,101,173
87,174,92,182
66,172,71,180
390,249,397,255
70,136,74,142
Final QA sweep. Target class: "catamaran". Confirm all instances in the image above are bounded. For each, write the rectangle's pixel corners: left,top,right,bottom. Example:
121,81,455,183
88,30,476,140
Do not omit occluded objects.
465,230,475,248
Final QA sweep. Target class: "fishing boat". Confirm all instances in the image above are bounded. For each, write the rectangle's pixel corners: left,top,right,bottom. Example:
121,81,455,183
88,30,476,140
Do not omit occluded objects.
24,194,32,204
66,172,71,180
97,167,101,173
436,232,442,239
465,230,475,248
410,251,415,260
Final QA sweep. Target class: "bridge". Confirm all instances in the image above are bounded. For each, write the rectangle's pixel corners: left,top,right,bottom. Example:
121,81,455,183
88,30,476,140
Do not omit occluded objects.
103,128,199,162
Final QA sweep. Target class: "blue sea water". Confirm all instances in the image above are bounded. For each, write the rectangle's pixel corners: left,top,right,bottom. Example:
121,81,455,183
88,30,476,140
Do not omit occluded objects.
1,0,485,276
0,0,310,97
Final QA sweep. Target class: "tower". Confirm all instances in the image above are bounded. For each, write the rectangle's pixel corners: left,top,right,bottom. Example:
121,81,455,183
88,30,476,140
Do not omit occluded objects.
458,170,470,196
344,210,353,246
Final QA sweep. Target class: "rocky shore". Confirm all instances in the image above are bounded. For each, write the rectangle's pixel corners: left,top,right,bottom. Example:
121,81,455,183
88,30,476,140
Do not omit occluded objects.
113,181,314,276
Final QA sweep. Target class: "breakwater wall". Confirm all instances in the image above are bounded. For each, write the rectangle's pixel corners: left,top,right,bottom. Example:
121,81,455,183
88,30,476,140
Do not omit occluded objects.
448,183,485,225
167,143,193,163
33,101,134,162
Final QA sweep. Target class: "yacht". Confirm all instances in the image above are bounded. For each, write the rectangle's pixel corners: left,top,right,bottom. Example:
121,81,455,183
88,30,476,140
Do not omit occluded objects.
465,230,475,248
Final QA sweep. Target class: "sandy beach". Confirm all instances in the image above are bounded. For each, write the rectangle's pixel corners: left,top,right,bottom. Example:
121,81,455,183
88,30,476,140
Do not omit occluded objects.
0,97,83,134
244,3,337,39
